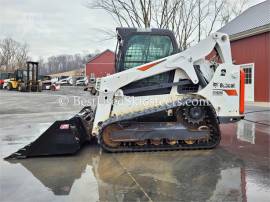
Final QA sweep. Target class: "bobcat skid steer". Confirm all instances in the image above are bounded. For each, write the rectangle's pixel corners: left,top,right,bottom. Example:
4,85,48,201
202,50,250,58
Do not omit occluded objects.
5,31,245,159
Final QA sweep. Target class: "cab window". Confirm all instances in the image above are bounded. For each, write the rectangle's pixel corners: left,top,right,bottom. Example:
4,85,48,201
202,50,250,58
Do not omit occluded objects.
123,35,174,70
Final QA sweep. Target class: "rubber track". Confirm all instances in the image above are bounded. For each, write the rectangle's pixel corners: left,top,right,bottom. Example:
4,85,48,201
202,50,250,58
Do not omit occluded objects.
98,98,221,153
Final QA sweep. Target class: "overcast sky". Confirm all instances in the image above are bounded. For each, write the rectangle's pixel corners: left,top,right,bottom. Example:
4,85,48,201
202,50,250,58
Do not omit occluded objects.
0,0,265,60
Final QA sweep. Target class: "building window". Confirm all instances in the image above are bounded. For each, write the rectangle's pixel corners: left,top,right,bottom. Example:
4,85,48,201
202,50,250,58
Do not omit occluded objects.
243,67,252,84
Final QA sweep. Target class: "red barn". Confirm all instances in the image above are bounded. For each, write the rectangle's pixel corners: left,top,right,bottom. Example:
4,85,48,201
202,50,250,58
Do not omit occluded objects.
85,49,115,78
219,0,270,102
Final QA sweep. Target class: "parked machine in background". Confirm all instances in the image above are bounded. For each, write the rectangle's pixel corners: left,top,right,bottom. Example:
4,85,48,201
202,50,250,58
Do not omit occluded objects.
84,73,96,94
0,72,13,89
6,61,42,92
39,75,59,90
40,75,52,90
56,76,72,86
75,76,87,86
5,69,25,91
51,77,59,84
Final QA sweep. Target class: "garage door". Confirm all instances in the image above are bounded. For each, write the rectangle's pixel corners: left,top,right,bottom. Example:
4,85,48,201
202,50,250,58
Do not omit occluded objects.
241,63,255,102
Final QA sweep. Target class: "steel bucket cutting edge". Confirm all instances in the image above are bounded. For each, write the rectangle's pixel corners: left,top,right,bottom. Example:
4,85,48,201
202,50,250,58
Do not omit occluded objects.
5,107,93,160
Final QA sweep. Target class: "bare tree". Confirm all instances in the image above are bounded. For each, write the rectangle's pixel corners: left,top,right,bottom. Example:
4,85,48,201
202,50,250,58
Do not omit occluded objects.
40,53,95,75
220,0,248,26
15,43,29,69
89,0,154,28
0,38,29,71
88,0,248,50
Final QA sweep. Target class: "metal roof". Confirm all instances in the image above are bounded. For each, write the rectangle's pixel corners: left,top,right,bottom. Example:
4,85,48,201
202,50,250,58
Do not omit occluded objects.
218,0,270,37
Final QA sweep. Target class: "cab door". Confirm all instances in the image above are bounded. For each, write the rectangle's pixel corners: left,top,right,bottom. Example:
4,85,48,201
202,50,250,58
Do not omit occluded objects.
120,34,176,95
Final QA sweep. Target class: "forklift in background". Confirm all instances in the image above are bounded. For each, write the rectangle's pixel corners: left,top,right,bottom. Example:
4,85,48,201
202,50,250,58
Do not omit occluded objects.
6,61,42,92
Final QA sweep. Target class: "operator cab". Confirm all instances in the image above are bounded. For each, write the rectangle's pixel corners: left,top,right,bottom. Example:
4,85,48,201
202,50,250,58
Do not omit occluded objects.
115,27,179,96
12,69,27,81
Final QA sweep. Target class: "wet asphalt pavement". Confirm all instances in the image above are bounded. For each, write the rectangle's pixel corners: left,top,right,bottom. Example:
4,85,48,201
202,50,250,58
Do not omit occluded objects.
0,87,269,202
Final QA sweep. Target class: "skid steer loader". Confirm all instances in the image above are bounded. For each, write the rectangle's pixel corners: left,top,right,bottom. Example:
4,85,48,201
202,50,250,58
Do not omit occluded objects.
5,28,245,159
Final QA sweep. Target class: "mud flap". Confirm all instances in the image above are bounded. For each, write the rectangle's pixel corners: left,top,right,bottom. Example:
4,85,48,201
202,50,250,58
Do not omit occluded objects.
5,107,94,160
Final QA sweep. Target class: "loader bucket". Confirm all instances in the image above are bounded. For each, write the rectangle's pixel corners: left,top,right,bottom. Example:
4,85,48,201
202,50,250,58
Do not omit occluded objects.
5,107,94,160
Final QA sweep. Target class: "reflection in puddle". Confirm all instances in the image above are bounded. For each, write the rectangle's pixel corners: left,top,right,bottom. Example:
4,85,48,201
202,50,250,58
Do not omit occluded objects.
6,146,247,201
208,167,244,201
237,121,255,144
221,119,270,202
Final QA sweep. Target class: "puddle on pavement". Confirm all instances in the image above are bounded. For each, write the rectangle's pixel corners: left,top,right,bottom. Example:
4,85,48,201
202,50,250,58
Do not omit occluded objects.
1,119,269,201
220,118,270,202
1,146,244,202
